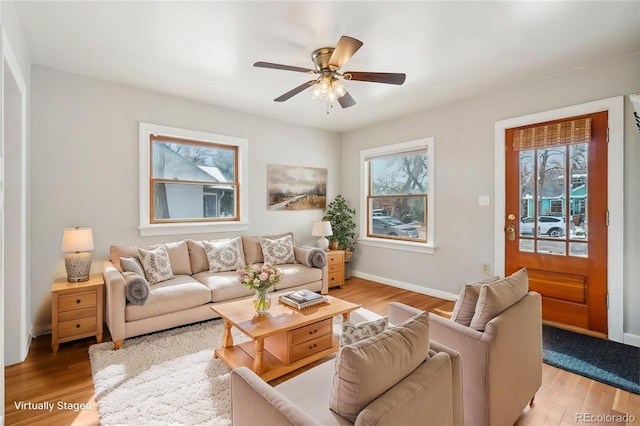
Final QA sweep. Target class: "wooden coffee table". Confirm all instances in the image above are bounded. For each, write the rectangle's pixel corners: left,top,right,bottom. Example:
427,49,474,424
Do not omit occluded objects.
211,295,360,381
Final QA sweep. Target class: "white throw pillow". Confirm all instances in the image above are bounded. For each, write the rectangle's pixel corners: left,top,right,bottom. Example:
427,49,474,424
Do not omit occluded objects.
137,245,174,285
202,237,246,273
341,316,389,346
259,235,296,265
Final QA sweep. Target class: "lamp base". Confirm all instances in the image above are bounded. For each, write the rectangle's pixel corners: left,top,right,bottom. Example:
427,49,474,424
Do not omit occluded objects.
65,252,92,282
316,237,329,251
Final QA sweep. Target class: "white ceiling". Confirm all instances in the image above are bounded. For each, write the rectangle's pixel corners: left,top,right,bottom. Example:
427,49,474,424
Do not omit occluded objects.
13,1,640,133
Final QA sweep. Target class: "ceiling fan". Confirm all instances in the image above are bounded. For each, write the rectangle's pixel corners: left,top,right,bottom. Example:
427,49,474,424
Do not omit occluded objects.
254,35,406,110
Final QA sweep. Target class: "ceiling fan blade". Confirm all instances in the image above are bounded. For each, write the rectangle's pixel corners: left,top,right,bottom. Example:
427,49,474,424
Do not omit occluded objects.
344,71,406,85
254,61,315,74
328,36,363,69
338,91,356,109
274,80,316,102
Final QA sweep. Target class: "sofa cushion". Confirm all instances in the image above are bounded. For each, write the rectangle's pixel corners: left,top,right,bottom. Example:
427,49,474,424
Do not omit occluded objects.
451,276,500,327
329,312,431,422
469,268,529,331
124,275,211,321
120,257,145,277
272,264,322,291
138,245,174,285
163,240,192,275
111,241,191,276
341,316,388,346
242,232,294,264
203,237,246,273
110,245,140,272
192,271,254,303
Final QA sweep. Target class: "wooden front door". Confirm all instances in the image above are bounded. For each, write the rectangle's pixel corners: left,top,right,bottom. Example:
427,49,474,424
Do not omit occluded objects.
505,111,608,335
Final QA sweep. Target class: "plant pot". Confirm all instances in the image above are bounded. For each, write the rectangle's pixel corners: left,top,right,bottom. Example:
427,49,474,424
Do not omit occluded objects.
329,241,339,250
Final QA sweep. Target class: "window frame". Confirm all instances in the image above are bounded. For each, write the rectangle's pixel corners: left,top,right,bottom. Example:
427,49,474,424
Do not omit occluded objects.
360,138,435,254
139,122,249,236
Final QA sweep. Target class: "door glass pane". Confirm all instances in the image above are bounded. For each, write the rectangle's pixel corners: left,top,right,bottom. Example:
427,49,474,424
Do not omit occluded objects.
519,151,535,237
536,240,566,255
569,143,588,240
569,242,588,257
537,146,566,239
519,239,534,253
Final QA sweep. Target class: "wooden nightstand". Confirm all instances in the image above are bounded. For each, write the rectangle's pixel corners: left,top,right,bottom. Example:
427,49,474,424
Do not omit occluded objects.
327,250,345,289
51,273,104,352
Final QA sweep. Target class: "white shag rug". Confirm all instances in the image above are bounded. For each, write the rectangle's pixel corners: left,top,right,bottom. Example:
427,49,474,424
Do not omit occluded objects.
89,309,380,426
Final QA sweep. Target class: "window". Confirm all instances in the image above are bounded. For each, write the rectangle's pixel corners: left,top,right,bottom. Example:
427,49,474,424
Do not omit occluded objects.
139,123,248,236
360,138,435,253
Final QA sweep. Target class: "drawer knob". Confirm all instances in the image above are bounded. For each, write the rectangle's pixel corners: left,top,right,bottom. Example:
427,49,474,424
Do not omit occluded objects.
75,324,81,328
309,329,317,335
76,299,81,304
309,343,317,350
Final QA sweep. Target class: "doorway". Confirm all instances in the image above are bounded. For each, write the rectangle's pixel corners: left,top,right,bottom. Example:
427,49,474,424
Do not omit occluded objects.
495,97,624,342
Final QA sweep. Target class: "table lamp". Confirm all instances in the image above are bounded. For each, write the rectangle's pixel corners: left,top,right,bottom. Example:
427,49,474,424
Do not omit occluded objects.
61,227,94,282
311,221,333,251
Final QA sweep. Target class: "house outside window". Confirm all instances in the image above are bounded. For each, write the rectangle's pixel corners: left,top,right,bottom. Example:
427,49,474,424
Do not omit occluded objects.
139,123,249,236
360,138,435,253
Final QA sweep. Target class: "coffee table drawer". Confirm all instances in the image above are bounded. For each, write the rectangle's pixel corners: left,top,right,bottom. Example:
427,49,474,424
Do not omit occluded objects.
291,333,332,362
290,318,332,345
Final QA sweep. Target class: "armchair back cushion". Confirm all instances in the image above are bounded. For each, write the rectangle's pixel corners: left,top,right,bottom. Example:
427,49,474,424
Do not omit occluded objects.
329,312,430,422
470,268,528,331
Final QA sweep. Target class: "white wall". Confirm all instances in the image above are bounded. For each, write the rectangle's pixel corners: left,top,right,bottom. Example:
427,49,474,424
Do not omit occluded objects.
341,53,640,337
29,66,341,328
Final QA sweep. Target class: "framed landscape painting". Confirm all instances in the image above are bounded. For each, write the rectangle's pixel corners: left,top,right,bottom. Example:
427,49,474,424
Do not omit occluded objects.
267,164,327,210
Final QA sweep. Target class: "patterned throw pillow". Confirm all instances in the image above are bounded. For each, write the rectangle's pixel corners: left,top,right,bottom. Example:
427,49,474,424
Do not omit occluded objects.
259,235,296,265
341,316,389,346
202,237,246,273
137,245,174,285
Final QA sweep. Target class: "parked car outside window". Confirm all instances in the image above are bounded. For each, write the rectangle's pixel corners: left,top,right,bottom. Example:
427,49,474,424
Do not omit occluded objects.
520,216,565,237
372,216,420,238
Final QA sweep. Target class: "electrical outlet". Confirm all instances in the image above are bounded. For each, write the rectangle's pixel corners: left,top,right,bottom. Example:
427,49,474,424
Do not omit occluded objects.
482,263,491,274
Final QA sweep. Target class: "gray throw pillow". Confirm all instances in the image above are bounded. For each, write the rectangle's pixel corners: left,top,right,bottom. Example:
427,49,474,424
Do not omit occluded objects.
341,316,388,346
119,257,145,277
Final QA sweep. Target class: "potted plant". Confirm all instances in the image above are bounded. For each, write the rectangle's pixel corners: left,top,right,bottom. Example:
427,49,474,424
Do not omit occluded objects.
323,195,357,253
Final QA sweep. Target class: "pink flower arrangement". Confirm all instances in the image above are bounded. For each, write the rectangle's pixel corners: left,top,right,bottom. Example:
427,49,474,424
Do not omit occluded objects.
237,263,283,291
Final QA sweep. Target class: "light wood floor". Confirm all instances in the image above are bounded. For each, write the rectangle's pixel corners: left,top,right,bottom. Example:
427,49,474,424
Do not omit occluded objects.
5,277,639,425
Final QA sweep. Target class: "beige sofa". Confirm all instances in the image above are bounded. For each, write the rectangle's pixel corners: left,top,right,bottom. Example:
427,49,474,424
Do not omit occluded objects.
230,302,464,426
429,269,542,426
102,234,328,349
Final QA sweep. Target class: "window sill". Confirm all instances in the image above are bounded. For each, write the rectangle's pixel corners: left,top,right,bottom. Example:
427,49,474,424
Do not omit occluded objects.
139,221,250,237
358,237,435,254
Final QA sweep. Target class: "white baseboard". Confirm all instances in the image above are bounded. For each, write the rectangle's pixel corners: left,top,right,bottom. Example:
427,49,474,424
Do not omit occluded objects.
351,270,458,301
623,333,640,348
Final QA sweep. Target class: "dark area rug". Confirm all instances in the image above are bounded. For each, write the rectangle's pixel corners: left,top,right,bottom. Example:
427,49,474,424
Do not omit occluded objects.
543,325,639,394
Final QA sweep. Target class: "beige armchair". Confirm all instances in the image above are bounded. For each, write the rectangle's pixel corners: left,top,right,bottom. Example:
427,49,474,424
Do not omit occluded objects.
231,302,463,426
429,291,542,426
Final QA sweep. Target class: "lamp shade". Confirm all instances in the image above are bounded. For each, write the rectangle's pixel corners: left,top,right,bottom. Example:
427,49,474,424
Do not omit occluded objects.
61,227,94,252
311,221,333,237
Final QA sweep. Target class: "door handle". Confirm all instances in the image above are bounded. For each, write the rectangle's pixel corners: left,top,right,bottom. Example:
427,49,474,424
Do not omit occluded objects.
506,225,516,241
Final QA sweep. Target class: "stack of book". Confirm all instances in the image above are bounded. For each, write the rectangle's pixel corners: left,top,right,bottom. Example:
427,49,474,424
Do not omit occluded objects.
279,289,328,310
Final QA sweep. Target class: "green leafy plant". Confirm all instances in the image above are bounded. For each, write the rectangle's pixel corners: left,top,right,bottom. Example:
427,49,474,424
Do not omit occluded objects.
323,195,357,251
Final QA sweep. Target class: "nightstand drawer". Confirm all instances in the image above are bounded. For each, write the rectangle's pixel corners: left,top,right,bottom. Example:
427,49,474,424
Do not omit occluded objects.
329,272,344,287
58,317,97,339
290,333,332,362
59,291,97,312
290,318,332,345
59,306,97,322
327,253,344,265
328,263,344,273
